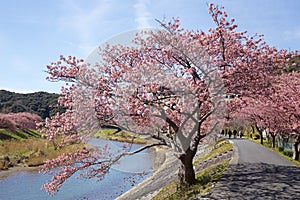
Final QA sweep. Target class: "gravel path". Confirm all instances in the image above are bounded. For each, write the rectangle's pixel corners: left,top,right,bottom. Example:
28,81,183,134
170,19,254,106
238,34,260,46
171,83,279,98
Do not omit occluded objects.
208,139,300,200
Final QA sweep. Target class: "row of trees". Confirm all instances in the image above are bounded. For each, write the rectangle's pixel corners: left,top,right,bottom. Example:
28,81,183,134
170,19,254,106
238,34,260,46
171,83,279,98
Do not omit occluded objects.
229,69,300,160
39,3,299,196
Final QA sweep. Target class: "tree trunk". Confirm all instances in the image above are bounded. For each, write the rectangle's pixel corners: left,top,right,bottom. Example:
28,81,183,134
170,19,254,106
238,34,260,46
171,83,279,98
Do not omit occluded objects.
255,125,263,145
258,130,264,145
178,150,196,186
293,142,299,161
271,134,276,148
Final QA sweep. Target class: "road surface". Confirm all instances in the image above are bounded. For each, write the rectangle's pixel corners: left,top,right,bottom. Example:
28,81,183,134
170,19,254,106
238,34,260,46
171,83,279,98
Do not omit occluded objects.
209,139,300,200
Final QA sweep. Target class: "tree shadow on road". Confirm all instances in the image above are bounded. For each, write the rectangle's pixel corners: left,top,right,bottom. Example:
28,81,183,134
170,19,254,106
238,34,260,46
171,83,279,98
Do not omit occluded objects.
208,163,300,200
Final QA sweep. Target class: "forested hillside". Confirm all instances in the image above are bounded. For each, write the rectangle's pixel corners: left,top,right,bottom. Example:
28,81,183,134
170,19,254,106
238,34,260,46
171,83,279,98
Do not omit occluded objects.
0,90,61,119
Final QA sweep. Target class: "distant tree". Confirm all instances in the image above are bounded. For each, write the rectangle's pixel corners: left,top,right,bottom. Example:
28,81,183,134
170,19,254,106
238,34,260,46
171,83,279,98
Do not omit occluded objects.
0,112,42,131
7,112,43,130
0,113,17,131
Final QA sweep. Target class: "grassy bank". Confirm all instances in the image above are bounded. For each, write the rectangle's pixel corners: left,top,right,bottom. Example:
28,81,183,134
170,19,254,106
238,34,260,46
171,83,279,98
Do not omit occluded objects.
94,128,147,144
1,127,148,171
0,129,84,170
153,139,233,199
0,128,40,142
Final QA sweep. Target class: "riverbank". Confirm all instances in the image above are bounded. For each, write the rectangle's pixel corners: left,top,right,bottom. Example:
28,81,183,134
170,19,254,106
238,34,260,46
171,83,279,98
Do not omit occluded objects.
0,137,85,171
94,128,147,144
116,143,212,200
116,146,179,200
0,127,146,172
0,139,161,180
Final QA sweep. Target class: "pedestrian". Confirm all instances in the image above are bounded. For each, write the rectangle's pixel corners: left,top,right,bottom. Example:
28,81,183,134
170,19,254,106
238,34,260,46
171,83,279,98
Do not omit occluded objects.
233,130,237,138
239,130,243,138
228,130,232,139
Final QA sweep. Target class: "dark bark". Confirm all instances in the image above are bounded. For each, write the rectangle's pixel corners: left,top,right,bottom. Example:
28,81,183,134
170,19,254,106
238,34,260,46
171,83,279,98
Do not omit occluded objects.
178,148,196,185
293,142,299,161
251,125,255,138
255,124,264,145
259,131,264,145
270,133,276,148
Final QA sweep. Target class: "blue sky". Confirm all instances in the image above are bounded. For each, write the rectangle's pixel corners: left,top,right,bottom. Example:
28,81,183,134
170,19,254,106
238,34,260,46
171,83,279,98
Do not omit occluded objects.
0,0,299,93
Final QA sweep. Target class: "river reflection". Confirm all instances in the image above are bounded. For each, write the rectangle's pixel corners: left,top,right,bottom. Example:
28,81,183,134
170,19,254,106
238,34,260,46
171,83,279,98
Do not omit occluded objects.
0,138,154,200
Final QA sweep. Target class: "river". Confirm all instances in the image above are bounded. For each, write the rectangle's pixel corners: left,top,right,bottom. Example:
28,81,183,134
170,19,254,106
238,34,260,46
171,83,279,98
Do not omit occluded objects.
0,138,154,200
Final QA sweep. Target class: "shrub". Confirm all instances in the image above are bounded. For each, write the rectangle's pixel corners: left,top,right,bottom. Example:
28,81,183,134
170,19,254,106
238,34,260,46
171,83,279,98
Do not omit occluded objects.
278,146,284,152
283,150,293,158
253,133,260,140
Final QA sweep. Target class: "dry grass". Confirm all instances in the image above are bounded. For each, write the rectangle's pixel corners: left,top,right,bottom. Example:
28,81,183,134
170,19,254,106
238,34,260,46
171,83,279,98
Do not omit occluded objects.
0,137,84,168
94,129,147,144
194,140,233,166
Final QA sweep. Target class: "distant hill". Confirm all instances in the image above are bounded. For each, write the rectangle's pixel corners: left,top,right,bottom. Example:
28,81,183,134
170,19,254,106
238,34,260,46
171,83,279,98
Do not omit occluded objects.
0,90,62,119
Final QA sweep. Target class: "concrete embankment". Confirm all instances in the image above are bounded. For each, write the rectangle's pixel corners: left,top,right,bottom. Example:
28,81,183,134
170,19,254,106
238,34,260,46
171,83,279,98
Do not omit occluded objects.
117,143,211,200
116,146,179,200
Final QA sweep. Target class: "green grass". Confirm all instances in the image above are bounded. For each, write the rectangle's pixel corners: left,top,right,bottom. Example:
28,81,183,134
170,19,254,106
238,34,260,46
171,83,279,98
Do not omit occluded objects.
0,128,41,142
94,128,147,144
194,140,233,166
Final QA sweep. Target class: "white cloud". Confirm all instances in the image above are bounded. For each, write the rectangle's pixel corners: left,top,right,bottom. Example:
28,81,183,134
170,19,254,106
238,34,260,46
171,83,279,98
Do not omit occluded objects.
58,0,111,42
134,0,152,29
284,28,300,40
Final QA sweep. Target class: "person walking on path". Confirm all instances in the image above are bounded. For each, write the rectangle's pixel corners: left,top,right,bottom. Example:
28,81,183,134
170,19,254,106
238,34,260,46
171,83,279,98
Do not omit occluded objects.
228,130,232,139
233,130,237,138
238,130,243,138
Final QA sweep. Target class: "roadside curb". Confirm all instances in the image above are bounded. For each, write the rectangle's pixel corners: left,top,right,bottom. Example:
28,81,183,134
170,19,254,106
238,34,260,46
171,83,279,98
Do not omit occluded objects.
228,140,239,165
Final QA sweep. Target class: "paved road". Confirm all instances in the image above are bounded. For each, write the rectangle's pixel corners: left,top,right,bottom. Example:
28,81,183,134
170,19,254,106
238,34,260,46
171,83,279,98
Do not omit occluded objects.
209,139,300,200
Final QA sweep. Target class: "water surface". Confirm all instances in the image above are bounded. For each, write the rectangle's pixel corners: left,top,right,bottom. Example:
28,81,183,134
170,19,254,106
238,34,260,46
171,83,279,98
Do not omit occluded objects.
0,138,153,200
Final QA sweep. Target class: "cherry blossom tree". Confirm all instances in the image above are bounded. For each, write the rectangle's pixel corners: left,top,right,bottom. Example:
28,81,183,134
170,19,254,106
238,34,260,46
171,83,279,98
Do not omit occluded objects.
0,112,42,131
270,72,300,159
40,3,295,195
0,113,17,131
41,28,225,194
